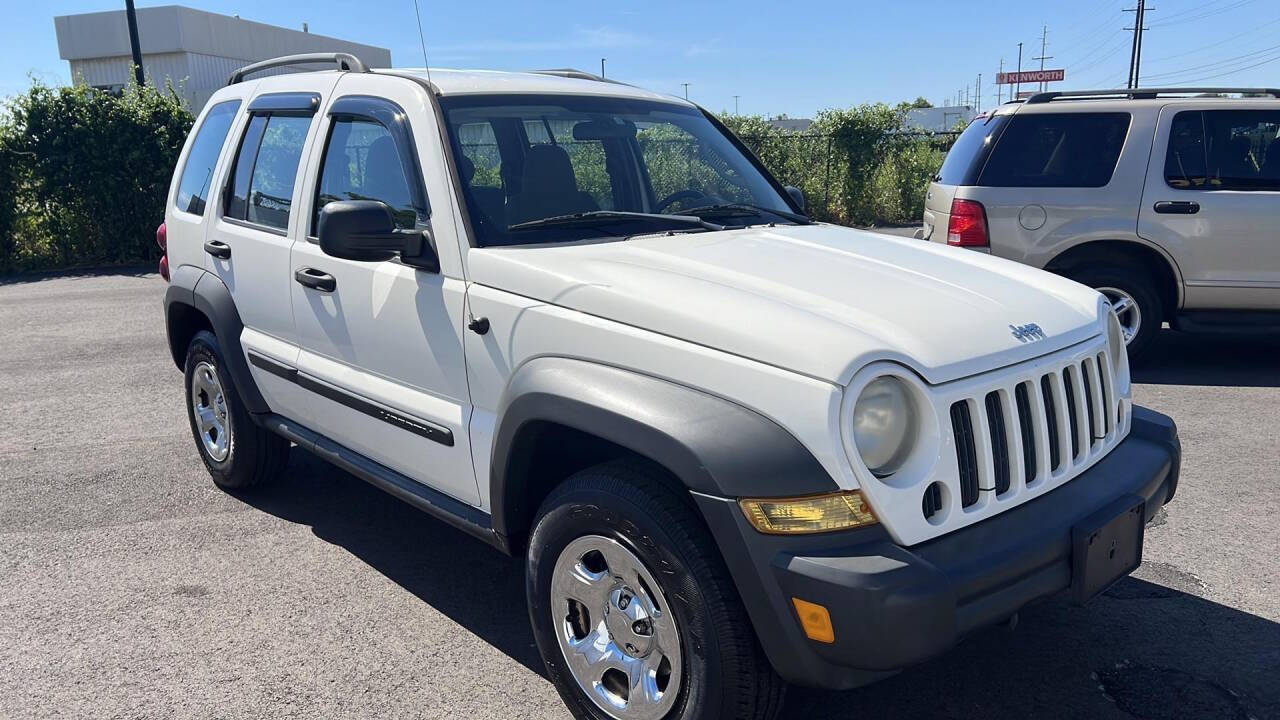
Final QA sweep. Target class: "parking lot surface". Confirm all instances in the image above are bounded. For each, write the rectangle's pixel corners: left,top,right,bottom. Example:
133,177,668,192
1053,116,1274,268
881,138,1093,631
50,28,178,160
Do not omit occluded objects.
2,271,1277,719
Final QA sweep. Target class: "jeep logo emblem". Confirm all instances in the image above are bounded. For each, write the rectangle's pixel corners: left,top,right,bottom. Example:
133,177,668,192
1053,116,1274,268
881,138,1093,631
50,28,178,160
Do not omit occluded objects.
1010,323,1046,342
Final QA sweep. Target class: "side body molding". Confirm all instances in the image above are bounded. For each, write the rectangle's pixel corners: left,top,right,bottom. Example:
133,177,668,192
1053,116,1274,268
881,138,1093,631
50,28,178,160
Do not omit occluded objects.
489,357,838,539
163,265,269,415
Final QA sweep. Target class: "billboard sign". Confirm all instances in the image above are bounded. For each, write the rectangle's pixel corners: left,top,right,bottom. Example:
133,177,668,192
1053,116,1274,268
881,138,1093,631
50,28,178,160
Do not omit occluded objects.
997,69,1065,84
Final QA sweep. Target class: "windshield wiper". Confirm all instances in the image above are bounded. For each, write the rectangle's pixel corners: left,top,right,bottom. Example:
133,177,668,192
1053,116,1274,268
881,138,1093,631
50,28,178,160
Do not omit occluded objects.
508,210,724,232
680,203,812,225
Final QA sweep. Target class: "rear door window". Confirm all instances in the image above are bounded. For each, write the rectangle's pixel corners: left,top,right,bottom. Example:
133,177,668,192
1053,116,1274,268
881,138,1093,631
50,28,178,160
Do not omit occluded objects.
174,100,241,216
979,112,1131,187
224,113,313,231
1165,109,1280,191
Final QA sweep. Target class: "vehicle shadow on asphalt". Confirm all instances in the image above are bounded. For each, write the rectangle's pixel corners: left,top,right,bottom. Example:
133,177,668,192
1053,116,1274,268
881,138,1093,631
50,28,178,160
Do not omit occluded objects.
1135,330,1279,388
0,266,155,286
238,452,1280,720
237,450,546,677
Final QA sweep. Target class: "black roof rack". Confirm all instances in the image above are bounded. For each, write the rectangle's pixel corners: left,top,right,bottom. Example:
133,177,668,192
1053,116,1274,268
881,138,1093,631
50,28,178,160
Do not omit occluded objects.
1024,87,1280,104
228,52,368,86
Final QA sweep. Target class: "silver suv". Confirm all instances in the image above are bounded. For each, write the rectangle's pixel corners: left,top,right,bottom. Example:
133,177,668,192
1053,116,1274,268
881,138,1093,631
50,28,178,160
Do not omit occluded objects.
920,87,1280,359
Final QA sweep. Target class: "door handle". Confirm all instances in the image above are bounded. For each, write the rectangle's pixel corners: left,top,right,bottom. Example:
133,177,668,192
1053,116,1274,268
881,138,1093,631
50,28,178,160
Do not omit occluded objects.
294,267,336,292
203,240,232,259
1153,200,1200,215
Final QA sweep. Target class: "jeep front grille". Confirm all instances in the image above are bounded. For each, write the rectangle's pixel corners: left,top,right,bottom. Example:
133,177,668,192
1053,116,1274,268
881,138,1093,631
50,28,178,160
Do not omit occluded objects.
948,342,1126,510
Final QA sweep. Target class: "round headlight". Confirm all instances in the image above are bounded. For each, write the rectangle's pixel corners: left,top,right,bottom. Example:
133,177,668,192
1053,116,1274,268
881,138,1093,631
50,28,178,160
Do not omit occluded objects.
851,376,916,476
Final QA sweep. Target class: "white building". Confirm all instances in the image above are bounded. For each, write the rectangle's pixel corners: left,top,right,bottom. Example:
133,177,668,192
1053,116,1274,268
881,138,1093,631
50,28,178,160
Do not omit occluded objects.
904,106,977,132
54,5,391,111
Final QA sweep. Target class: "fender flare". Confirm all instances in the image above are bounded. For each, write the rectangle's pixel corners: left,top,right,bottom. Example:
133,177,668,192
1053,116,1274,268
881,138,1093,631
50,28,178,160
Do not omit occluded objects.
489,357,837,539
163,265,269,415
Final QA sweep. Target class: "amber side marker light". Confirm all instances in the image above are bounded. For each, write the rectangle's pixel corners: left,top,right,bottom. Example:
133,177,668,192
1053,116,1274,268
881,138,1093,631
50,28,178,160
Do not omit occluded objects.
792,598,836,644
738,491,878,535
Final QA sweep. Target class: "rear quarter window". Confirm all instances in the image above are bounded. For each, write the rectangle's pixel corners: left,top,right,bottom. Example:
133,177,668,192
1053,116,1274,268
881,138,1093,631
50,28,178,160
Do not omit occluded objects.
978,112,1131,188
935,115,1007,186
174,100,241,216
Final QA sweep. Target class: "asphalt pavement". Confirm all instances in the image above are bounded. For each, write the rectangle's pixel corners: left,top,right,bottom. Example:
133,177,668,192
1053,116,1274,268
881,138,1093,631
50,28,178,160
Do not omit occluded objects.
2,271,1277,719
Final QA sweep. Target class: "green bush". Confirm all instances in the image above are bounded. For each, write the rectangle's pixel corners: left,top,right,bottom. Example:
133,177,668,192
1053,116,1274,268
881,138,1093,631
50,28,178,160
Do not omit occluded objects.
721,105,950,226
0,80,192,273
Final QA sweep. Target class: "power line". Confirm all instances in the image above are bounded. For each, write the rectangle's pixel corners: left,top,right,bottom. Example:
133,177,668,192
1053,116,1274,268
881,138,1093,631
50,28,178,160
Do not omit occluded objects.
1145,15,1280,63
1153,0,1258,27
1142,42,1280,80
1164,48,1280,83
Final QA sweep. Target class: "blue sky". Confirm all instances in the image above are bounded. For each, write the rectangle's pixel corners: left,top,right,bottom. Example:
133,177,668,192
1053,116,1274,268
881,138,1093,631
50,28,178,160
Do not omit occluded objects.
5,0,1279,117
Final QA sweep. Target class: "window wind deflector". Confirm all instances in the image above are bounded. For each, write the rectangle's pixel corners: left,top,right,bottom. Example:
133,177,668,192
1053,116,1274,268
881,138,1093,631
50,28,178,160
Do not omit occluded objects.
248,92,321,115
507,211,725,232
680,203,811,225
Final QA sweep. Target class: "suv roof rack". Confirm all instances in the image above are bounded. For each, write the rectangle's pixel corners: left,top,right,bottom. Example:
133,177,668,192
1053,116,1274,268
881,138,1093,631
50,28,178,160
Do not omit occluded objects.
1024,87,1280,104
531,68,629,86
228,52,368,86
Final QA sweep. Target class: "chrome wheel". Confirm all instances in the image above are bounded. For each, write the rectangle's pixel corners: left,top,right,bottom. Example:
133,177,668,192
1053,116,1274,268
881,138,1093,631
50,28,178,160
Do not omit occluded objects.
1098,286,1141,345
550,535,682,720
190,360,231,462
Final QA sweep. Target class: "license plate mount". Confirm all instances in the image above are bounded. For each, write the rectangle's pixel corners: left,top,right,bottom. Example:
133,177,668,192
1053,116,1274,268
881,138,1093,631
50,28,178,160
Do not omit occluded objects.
1070,495,1145,605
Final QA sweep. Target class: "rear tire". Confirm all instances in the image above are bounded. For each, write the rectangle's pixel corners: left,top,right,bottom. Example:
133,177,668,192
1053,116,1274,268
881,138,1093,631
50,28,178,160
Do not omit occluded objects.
183,330,289,490
527,460,785,720
1062,265,1162,362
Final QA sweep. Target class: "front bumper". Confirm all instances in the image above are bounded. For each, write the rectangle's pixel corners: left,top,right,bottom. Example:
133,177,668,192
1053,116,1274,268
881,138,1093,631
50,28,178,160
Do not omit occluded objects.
694,406,1180,690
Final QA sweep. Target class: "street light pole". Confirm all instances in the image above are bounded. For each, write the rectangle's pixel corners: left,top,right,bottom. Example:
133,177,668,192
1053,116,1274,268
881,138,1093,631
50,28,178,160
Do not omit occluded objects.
682,82,690,100
1016,42,1023,99
125,0,145,87
733,95,739,115
600,58,605,79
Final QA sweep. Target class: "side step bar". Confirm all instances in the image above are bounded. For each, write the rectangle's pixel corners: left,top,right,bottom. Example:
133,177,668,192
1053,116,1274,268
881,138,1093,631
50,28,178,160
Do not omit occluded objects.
258,413,509,554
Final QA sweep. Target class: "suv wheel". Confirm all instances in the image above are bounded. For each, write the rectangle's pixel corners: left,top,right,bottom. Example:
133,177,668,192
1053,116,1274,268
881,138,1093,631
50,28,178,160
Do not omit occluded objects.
1062,266,1162,361
527,460,785,720
184,330,289,489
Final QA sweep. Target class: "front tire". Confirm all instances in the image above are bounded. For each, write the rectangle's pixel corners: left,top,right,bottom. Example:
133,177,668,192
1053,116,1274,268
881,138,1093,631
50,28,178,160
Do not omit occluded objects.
527,460,785,720
183,330,289,490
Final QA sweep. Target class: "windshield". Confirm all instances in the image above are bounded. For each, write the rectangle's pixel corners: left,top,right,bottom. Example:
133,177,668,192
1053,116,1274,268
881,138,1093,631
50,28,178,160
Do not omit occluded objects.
439,94,800,246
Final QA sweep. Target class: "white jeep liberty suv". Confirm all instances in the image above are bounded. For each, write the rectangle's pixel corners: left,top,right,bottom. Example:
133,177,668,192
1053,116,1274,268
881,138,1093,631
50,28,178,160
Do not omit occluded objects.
160,53,1181,720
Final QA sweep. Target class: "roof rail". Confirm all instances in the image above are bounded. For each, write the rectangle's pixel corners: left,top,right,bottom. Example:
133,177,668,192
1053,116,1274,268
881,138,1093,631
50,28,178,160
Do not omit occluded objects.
228,52,368,86
531,68,630,86
1024,87,1280,104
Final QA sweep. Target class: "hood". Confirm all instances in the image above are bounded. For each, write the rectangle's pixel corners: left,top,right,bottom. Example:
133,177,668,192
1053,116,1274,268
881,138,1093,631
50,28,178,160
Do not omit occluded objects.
468,224,1104,385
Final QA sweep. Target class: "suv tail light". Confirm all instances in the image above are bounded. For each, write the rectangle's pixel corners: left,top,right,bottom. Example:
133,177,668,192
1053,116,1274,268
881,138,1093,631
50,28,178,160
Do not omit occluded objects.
947,199,989,247
156,222,170,282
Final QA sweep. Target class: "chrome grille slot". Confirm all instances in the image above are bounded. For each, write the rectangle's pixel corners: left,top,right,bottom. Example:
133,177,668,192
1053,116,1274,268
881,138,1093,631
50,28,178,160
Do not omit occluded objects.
950,401,980,508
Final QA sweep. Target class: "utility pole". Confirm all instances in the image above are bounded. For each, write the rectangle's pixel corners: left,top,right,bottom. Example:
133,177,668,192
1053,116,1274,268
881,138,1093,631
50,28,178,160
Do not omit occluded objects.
681,82,690,100
600,58,605,79
1125,0,1152,88
124,0,145,87
976,73,982,113
997,58,1004,104
1033,25,1053,92
1016,42,1023,99
733,95,740,115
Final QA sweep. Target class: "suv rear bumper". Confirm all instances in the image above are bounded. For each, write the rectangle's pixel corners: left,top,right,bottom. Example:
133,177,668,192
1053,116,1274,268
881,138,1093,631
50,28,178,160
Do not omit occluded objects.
693,405,1180,690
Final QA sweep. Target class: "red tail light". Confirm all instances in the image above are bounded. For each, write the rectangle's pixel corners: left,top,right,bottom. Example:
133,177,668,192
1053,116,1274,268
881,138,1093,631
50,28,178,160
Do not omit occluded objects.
947,199,989,247
156,222,170,282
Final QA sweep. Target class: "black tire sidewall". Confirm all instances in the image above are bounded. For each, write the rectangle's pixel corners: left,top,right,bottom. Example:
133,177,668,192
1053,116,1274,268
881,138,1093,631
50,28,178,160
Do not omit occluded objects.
183,331,243,484
527,482,724,720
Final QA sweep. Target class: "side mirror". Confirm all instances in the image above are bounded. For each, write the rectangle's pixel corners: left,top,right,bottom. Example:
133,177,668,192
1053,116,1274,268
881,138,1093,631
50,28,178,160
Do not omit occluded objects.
317,200,439,272
785,185,806,213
